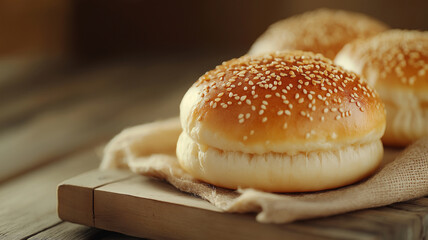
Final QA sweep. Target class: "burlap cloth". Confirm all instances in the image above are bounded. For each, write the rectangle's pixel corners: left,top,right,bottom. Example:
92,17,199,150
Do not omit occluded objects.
100,117,428,224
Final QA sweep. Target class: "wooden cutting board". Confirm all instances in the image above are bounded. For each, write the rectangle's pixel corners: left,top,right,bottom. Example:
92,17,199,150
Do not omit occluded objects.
57,166,428,240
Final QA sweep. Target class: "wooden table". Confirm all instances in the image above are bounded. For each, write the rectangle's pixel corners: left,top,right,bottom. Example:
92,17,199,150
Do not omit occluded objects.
1,53,427,240
0,53,233,239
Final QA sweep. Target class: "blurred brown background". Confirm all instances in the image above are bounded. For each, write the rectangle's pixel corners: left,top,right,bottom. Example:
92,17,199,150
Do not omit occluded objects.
1,0,427,59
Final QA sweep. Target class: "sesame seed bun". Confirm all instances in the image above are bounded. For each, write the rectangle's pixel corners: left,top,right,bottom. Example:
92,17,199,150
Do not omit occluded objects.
249,9,389,59
335,30,428,146
177,51,386,192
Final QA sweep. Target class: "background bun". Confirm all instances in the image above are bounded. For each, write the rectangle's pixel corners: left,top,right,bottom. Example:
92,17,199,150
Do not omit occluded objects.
177,51,386,192
335,30,428,146
249,9,389,59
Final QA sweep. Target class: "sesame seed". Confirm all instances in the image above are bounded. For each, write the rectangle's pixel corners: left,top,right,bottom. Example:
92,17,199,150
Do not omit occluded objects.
262,117,268,123
243,136,248,141
283,122,288,129
259,110,264,115
277,110,284,116
239,118,244,123
335,115,341,120
285,110,291,116
245,113,251,119
250,130,255,135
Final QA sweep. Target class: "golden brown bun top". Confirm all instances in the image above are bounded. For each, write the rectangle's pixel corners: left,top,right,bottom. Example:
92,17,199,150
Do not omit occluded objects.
249,8,389,59
180,51,386,154
335,30,428,90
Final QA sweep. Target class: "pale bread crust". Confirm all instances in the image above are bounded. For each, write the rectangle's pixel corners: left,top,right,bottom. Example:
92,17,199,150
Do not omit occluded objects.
249,9,388,59
335,30,428,146
379,88,428,146
177,132,383,192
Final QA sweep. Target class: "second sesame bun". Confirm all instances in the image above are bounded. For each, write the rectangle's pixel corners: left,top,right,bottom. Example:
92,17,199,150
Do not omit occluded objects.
335,30,428,146
249,9,389,59
177,51,386,192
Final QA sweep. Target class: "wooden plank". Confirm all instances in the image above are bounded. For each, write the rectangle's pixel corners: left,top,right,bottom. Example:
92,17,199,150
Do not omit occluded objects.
58,168,428,240
0,54,219,127
27,222,103,240
28,222,141,240
349,208,422,240
57,170,378,240
0,55,220,183
0,80,183,183
58,169,134,227
94,178,319,240
0,65,127,128
0,148,100,239
389,200,428,239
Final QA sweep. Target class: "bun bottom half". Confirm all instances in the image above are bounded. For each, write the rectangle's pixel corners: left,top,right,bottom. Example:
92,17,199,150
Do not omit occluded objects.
378,89,428,147
382,102,428,147
176,132,383,192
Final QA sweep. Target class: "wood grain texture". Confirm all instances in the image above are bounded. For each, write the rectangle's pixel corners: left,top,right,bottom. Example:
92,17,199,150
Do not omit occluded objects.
0,54,226,183
58,167,428,240
0,149,99,239
0,54,232,239
58,169,135,226
28,222,141,240
94,177,318,240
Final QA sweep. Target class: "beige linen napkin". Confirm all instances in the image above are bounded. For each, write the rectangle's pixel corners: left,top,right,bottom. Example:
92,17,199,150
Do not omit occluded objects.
101,117,428,224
